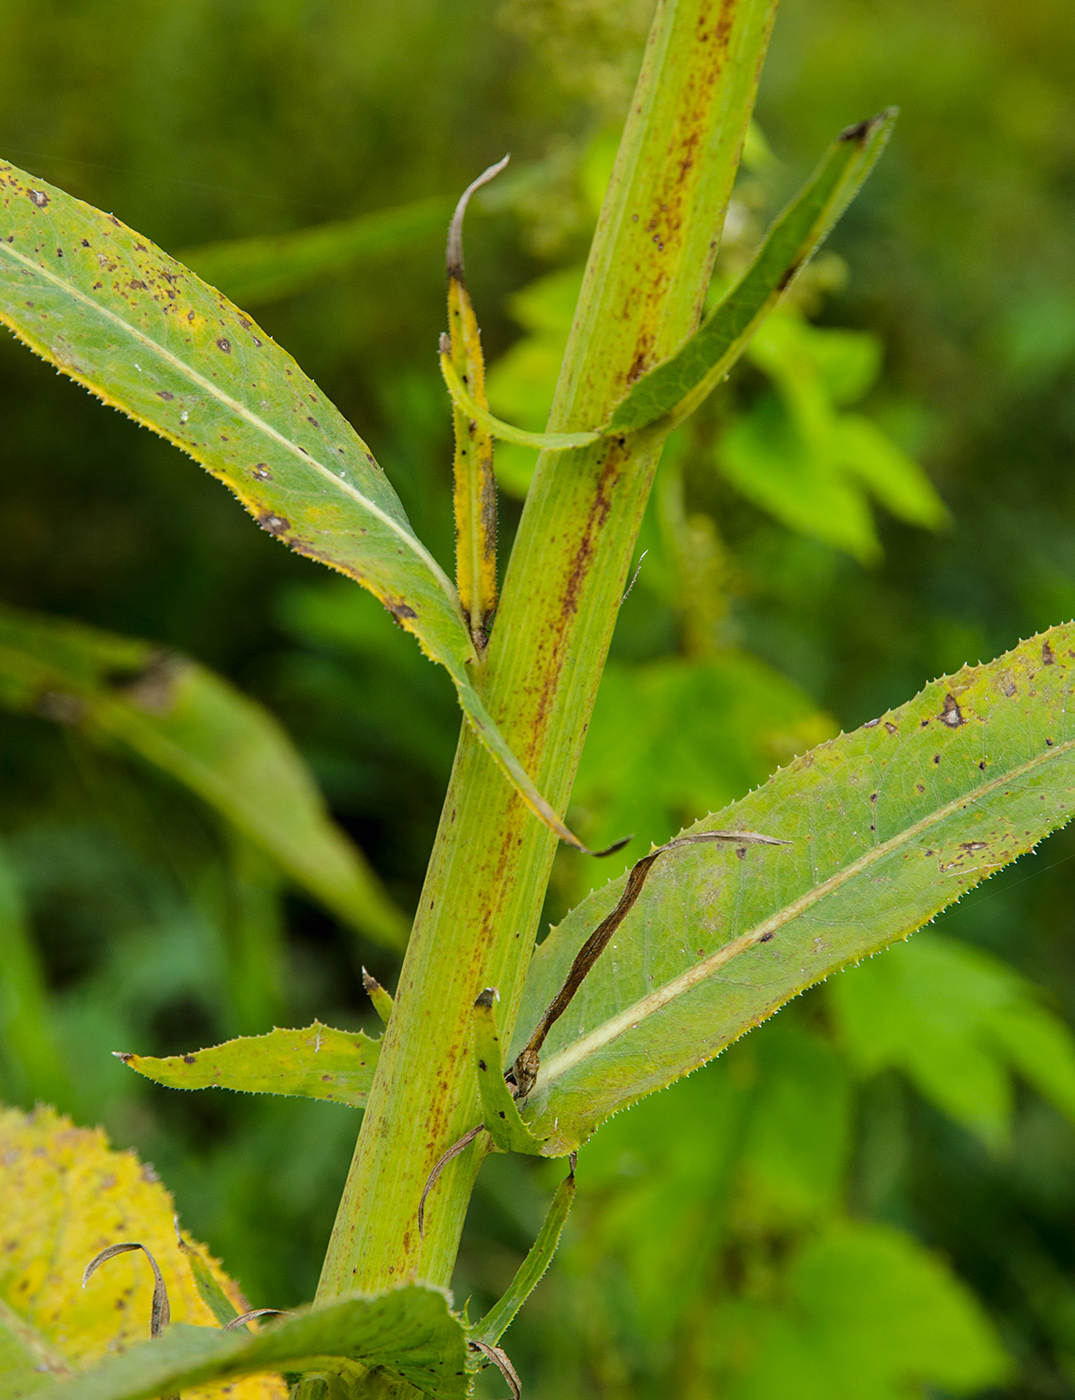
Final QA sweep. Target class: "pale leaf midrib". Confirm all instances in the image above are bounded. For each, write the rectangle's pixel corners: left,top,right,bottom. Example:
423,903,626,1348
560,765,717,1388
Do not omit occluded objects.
0,234,460,608
536,731,1075,1092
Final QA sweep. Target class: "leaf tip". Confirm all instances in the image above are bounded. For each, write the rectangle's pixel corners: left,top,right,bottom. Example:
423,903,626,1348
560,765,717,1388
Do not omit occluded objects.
591,834,633,858
839,107,899,146
474,987,499,1009
447,154,510,281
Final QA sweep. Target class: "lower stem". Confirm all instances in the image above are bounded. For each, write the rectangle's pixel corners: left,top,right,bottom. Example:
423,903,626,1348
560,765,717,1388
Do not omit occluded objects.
314,0,775,1306
316,431,666,1295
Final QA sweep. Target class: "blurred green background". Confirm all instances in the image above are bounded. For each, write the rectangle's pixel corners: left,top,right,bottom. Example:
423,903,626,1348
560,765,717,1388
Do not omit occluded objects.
1,0,1075,1396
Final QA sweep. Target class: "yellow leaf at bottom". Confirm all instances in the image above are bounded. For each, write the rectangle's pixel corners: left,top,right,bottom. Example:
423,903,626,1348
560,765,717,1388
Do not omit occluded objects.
0,1105,285,1400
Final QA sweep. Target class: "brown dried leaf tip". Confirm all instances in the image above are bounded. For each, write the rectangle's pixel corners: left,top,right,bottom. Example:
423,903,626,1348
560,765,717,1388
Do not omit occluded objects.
83,1241,170,1338
470,1340,522,1400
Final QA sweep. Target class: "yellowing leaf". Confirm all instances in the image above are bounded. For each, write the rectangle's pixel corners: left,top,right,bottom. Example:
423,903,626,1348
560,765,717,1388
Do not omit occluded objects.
0,1106,285,1400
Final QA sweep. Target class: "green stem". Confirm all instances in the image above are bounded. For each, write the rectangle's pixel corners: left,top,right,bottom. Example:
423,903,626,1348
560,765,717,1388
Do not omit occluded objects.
315,0,778,1301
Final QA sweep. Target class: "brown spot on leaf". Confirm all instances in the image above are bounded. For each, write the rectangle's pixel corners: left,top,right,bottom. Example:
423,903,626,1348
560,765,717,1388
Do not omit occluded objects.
182,1054,197,1064
939,693,966,727
1043,640,1056,665
259,513,290,536
156,390,174,401
27,189,48,208
251,464,272,480
216,337,232,353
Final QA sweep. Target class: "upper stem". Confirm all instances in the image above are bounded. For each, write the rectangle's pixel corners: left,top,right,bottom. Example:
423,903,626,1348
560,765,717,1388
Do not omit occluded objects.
316,0,778,1301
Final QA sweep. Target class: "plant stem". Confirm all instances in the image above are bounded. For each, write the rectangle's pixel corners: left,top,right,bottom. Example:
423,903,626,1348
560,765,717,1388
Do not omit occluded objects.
316,0,778,1300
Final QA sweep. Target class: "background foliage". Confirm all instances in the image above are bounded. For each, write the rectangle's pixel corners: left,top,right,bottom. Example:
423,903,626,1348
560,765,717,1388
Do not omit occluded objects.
1,0,1074,1395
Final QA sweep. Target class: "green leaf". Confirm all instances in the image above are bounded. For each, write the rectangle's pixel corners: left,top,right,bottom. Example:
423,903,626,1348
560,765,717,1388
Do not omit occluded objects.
605,109,897,434
513,623,1075,1154
990,998,1075,1125
833,413,950,530
717,392,882,562
0,160,591,855
472,993,547,1155
0,162,470,673
828,931,1075,1148
719,1222,1009,1399
0,1299,68,1398
472,1164,576,1346
116,1021,379,1109
0,602,408,950
719,313,947,552
46,1288,470,1400
175,1239,240,1329
735,1025,851,1229
180,196,451,308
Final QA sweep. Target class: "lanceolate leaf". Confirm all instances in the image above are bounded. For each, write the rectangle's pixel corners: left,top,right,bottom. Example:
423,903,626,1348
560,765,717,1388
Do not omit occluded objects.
116,1022,379,1108
0,160,595,855
180,195,451,308
0,161,469,671
605,109,897,435
512,624,1075,1154
0,603,407,949
472,1165,576,1346
46,1288,470,1400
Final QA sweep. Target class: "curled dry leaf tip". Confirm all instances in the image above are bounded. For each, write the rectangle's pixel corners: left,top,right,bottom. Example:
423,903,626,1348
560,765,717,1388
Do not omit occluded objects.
446,154,510,282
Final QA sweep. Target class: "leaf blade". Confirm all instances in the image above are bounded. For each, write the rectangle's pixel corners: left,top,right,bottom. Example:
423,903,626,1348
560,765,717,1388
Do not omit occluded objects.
514,624,1075,1153
180,195,452,308
0,602,408,949
0,160,604,855
116,1022,379,1109
606,109,898,434
472,1165,575,1346
46,1288,469,1400
0,163,470,671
